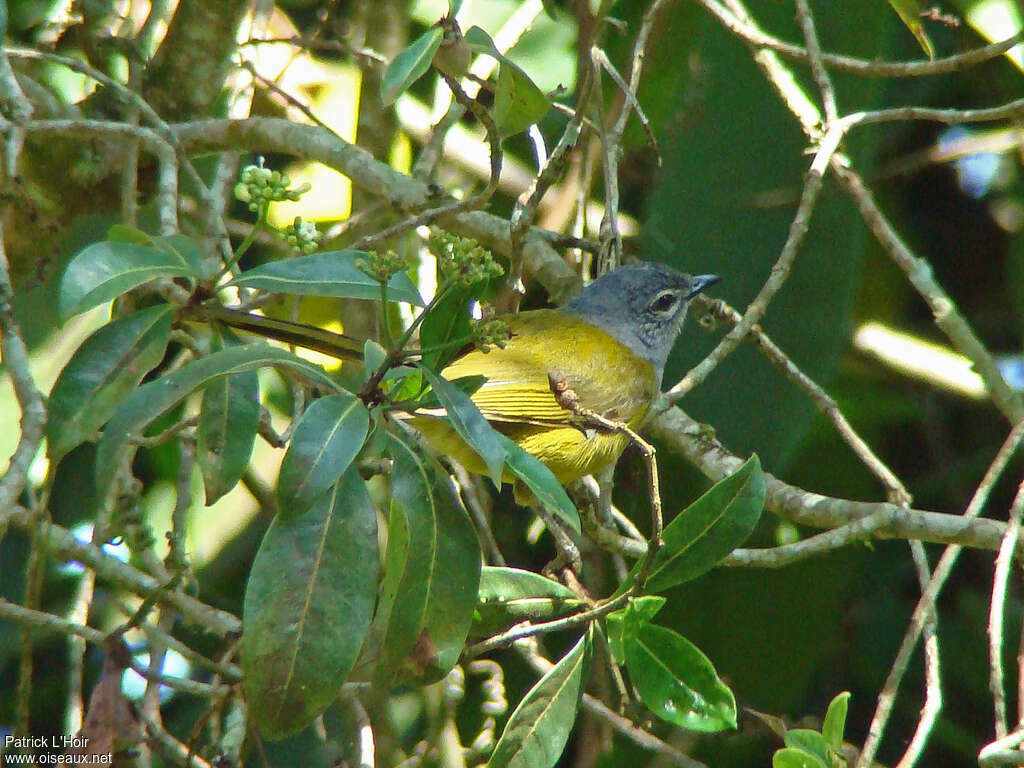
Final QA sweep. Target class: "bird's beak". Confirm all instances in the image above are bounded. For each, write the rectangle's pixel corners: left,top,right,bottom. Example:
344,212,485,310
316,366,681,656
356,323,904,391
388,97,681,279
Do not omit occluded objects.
687,274,720,299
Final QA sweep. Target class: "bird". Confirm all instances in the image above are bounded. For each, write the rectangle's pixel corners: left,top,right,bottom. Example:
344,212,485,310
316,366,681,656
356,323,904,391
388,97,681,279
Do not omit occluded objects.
195,261,718,486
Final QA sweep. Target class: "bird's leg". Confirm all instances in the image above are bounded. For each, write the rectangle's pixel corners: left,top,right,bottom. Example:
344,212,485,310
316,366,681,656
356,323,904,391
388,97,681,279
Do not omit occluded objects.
548,373,665,588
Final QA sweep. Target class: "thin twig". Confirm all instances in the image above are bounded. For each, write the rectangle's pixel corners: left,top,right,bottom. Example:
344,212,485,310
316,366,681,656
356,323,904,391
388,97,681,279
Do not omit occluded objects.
832,163,1024,426
792,0,836,124
663,123,847,405
696,295,911,505
854,419,1024,768
989,478,1024,739
894,541,942,768
694,0,1024,78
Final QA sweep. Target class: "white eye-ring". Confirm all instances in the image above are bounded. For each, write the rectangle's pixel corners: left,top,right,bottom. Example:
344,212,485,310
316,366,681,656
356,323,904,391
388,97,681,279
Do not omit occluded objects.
649,290,681,315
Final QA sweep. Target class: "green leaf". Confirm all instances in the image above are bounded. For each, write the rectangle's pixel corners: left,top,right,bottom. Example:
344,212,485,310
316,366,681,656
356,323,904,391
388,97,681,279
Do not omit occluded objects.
380,26,444,106
48,306,172,462
59,241,198,320
419,365,506,486
486,631,591,768
493,58,550,137
478,566,577,602
362,339,388,382
447,0,463,16
464,26,550,137
785,729,831,760
106,224,154,245
277,392,370,519
242,467,378,739
643,454,765,593
227,251,424,307
374,432,482,684
495,433,579,534
822,691,851,752
153,233,215,281
475,566,582,636
196,331,260,504
419,284,474,370
887,0,935,58
772,748,829,768
607,596,665,665
95,344,339,486
624,622,737,732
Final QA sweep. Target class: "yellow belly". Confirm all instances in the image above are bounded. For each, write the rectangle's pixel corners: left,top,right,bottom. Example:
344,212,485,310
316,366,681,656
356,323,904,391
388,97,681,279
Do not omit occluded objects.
410,309,657,486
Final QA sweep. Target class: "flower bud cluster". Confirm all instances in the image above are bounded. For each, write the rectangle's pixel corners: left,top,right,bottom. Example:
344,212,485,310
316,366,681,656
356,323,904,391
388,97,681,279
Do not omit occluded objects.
281,217,321,255
233,161,312,211
430,231,504,287
356,250,409,282
472,317,510,353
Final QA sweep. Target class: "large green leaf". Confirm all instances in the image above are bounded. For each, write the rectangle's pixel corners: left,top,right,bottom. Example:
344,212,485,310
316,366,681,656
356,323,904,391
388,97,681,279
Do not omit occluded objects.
492,55,549,137
375,432,482,684
485,630,591,768
419,365,506,486
196,330,260,505
495,434,579,533
419,283,474,371
242,467,378,739
464,25,550,137
642,454,765,593
380,26,443,106
95,344,339,486
58,241,197,320
474,566,583,637
277,392,370,519
623,620,736,732
227,251,424,306
47,305,172,462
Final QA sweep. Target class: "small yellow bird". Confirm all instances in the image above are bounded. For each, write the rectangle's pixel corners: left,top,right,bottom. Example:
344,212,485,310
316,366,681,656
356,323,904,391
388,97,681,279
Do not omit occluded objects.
199,262,717,486
412,262,717,485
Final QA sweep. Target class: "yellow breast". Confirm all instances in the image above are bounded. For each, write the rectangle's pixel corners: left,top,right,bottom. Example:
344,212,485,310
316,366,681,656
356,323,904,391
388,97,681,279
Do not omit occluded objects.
411,309,658,485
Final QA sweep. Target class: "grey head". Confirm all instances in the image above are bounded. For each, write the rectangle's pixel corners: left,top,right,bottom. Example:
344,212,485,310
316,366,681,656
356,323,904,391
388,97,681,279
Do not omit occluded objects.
562,262,719,382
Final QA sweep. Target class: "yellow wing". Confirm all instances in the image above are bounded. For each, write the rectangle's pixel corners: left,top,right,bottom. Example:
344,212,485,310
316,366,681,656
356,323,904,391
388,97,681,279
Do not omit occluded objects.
411,309,659,485
440,309,657,427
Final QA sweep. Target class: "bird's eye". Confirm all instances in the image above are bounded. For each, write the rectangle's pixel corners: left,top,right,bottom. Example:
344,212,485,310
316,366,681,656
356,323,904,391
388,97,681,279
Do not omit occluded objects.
650,291,679,314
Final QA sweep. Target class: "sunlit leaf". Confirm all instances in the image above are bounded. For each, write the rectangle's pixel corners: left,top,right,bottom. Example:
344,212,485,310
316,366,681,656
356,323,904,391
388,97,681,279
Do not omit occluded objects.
773,748,829,768
227,251,424,306
59,241,197,320
242,467,378,739
493,58,550,137
380,26,443,106
474,566,582,636
486,630,591,768
277,391,370,519
821,691,851,752
642,454,765,593
623,619,736,732
464,25,550,137
784,729,832,761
